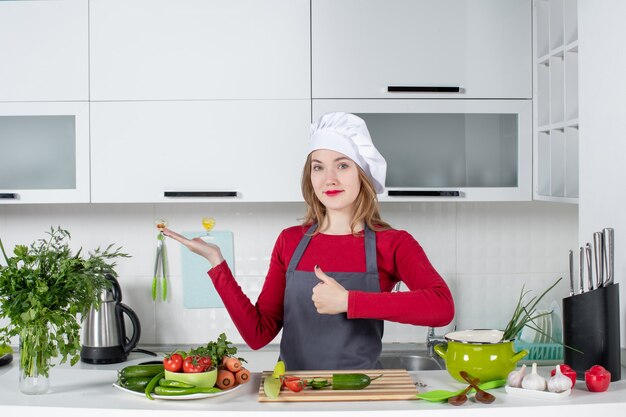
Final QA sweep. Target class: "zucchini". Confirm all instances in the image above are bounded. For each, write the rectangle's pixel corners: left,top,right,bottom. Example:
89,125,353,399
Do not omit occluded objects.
118,364,164,379
153,386,222,396
332,373,382,390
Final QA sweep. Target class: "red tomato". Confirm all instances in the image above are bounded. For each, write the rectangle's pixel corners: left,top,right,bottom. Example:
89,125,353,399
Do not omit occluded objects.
163,353,183,372
550,364,577,388
283,376,305,393
183,355,208,373
198,356,212,369
585,365,611,392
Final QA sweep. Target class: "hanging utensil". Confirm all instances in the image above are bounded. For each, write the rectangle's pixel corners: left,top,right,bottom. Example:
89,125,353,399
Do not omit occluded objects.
602,227,614,286
153,220,168,301
593,232,604,289
152,237,161,301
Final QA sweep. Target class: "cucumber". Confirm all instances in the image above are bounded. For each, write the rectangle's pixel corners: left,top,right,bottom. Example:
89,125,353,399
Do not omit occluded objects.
118,376,153,392
332,373,382,390
153,386,222,396
118,364,164,379
309,377,331,389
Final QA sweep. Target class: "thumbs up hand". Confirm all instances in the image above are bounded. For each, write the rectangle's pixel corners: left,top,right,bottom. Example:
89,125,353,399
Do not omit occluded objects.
311,265,349,315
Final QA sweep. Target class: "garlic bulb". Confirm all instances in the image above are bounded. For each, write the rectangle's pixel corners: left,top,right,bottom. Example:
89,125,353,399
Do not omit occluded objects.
521,362,547,391
548,364,571,393
507,364,527,388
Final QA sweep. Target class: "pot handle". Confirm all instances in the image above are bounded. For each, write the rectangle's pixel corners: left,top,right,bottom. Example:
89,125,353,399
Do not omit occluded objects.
117,303,141,354
433,344,448,360
510,349,528,363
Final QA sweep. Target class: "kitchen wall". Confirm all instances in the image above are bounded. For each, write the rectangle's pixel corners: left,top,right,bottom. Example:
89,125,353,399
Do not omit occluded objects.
0,201,577,348
579,0,626,349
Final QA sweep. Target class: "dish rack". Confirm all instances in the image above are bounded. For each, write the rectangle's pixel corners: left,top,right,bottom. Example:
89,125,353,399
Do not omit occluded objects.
514,340,563,361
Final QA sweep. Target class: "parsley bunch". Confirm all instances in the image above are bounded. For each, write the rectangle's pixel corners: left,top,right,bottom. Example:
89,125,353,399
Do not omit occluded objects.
190,333,244,368
0,226,130,377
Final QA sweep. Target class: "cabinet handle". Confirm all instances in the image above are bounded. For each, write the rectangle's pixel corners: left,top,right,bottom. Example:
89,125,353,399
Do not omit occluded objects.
388,190,460,197
164,191,238,198
387,86,461,93
0,193,18,199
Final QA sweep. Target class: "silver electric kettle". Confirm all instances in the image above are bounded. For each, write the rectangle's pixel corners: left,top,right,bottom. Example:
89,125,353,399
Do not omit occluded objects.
80,274,141,364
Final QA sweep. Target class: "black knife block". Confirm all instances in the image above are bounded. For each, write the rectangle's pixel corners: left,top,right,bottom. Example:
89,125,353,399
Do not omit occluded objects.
562,283,621,381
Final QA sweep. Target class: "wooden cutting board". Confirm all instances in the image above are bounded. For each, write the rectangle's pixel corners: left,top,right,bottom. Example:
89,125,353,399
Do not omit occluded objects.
258,369,418,402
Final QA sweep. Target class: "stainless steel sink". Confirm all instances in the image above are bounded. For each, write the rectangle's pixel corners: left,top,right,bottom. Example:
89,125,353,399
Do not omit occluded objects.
378,354,444,371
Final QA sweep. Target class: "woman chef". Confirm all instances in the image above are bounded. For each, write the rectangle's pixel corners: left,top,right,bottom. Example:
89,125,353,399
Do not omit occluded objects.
163,112,454,370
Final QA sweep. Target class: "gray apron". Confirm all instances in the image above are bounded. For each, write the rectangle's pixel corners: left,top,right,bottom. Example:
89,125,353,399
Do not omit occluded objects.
279,224,384,370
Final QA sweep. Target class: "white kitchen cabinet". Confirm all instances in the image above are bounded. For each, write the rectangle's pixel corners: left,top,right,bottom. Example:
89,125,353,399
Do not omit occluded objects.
533,0,579,203
89,0,310,101
90,100,310,203
312,0,532,99
0,102,90,204
314,99,532,202
0,0,88,102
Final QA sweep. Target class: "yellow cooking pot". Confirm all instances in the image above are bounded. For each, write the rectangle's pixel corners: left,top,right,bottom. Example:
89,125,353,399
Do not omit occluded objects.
434,329,528,383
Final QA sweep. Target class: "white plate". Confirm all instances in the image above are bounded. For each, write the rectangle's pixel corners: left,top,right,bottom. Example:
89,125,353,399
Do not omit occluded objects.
112,382,242,400
505,385,571,400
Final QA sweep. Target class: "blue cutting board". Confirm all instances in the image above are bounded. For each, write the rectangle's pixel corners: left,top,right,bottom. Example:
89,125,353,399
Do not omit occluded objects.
181,231,235,309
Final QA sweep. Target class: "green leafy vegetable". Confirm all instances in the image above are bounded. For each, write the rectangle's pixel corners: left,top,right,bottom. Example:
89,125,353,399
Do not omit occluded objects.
0,226,130,377
502,277,562,342
189,333,244,368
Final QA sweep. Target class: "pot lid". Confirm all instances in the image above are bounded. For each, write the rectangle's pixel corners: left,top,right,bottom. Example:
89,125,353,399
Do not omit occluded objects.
444,329,507,344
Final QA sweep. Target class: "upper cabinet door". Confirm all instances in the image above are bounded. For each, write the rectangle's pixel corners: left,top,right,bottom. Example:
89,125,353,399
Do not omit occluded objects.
312,0,531,99
90,0,310,101
0,0,88,102
0,102,90,204
90,100,310,203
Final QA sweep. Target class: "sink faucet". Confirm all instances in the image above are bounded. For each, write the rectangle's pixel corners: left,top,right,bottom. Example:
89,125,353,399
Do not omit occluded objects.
426,327,447,367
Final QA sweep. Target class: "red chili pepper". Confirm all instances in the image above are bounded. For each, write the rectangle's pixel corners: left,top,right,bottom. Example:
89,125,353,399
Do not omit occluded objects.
585,365,611,392
551,364,577,388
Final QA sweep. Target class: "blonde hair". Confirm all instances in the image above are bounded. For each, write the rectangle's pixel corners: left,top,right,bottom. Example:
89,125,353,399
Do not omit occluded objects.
300,154,391,236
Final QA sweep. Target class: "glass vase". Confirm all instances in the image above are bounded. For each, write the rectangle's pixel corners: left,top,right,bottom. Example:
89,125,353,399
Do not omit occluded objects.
18,327,50,395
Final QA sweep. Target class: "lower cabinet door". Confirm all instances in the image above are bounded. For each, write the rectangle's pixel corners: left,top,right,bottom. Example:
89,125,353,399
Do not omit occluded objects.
90,100,310,203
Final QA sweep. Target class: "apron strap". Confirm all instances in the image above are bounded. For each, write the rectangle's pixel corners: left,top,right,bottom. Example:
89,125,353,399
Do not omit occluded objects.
364,225,378,274
286,224,317,273
287,223,378,274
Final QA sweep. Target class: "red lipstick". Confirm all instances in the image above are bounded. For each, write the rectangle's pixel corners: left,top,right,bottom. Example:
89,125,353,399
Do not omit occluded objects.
324,190,343,196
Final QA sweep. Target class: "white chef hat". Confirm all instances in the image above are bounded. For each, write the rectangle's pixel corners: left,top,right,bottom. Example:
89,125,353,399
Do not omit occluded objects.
309,112,387,194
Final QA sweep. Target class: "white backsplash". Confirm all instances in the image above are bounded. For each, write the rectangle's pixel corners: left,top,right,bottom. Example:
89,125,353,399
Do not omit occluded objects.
0,201,577,348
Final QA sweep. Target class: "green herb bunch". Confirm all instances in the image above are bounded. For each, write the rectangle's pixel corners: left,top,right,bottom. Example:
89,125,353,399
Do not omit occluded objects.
501,277,562,342
189,333,245,368
0,226,130,377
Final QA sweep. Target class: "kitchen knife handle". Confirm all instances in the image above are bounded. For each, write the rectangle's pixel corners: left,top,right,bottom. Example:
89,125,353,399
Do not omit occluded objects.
603,228,614,286
387,190,460,197
387,86,461,93
164,191,238,198
593,232,604,289
0,193,17,199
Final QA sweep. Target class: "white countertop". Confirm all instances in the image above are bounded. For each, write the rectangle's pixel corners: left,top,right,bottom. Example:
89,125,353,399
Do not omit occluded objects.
1,350,625,417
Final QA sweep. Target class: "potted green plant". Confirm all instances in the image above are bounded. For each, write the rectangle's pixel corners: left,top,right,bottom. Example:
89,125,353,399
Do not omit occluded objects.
0,226,129,394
